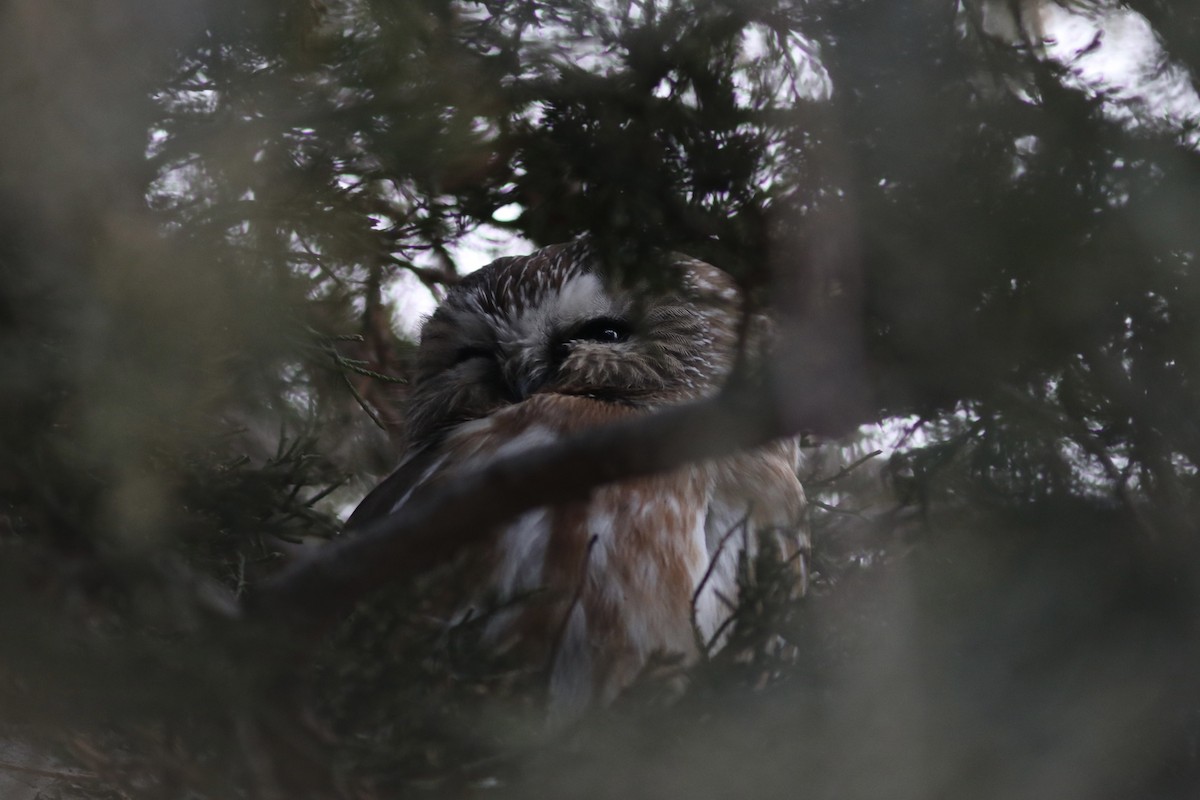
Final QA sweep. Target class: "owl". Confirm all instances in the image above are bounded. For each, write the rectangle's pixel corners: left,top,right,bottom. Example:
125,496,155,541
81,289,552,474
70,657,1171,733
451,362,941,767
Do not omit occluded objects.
347,238,807,715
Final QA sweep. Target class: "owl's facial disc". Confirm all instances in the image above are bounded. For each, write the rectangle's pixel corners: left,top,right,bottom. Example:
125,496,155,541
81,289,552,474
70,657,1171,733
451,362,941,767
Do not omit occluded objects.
405,240,744,447
476,271,633,401
499,316,630,401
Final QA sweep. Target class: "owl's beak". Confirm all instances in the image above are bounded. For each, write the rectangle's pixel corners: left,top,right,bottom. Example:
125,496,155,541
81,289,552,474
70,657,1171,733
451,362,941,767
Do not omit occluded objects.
506,353,550,401
502,337,561,401
513,375,541,400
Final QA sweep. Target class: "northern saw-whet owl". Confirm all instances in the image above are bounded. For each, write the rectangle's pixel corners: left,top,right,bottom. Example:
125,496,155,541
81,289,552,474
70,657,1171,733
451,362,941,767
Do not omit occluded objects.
347,238,808,715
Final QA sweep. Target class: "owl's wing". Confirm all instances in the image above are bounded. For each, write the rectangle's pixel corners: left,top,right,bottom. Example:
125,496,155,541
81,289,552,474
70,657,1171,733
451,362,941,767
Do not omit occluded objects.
344,445,446,531
692,440,808,651
703,440,809,593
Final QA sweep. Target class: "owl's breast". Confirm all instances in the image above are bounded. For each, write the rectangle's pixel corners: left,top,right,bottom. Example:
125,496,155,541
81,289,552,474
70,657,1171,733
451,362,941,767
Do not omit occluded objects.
432,394,714,712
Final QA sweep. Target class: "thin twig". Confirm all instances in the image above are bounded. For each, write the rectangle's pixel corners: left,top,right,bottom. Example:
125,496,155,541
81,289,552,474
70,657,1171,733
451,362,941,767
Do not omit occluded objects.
341,373,387,431
704,607,739,655
0,758,99,782
690,509,751,657
809,499,868,518
334,352,408,384
303,479,347,508
806,449,883,488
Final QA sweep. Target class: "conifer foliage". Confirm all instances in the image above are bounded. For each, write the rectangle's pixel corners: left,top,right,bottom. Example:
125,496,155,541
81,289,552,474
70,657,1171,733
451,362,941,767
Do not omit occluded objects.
2,1,1200,797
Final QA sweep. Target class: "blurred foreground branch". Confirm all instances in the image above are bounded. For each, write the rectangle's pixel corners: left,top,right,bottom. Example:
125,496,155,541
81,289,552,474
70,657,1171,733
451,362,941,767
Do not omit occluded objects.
250,364,864,640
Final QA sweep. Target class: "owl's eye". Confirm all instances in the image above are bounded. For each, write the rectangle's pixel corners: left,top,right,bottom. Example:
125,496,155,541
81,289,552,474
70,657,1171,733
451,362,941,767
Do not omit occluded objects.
570,317,631,344
452,345,494,366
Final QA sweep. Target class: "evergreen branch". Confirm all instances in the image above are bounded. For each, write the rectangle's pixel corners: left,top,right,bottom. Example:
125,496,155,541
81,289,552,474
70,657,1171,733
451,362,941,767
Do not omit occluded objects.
303,479,346,508
335,357,408,384
809,499,868,518
341,373,387,431
805,449,883,488
248,370,862,639
690,509,751,658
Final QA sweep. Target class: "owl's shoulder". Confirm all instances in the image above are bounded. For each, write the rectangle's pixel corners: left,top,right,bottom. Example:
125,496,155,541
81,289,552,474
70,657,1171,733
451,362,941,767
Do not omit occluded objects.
347,394,638,531
343,445,449,531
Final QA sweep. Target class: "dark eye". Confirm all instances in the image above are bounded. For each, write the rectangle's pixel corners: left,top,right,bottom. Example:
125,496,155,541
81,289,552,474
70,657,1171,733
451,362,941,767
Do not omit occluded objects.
571,317,631,344
452,345,494,366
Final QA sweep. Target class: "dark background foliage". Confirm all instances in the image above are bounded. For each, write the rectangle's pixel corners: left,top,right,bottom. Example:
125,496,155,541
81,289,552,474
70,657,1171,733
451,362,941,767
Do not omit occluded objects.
2,0,1199,797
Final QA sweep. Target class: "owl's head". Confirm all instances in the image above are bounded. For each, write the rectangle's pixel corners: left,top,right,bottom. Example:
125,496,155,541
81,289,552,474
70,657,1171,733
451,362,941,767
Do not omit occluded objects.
405,239,746,448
